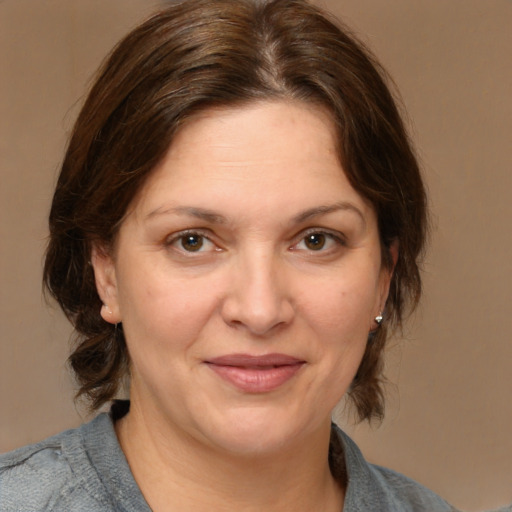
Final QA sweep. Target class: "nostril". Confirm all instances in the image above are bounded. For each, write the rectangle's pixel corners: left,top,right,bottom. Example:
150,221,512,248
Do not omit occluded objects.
219,263,294,335
222,302,293,336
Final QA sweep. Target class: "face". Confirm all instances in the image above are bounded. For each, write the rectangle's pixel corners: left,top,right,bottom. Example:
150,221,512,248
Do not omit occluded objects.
93,101,394,455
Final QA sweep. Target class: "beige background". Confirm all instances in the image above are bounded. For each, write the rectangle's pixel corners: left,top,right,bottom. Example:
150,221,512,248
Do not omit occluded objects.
1,1,510,511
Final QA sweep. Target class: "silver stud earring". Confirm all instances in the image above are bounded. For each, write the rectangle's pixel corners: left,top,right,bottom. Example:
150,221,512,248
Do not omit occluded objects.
375,313,383,325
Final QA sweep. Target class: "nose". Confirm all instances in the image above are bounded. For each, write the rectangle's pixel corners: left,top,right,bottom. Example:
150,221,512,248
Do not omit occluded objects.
220,249,294,336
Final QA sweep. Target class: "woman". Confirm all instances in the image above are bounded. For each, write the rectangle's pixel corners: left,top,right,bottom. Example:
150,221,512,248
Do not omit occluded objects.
0,0,455,510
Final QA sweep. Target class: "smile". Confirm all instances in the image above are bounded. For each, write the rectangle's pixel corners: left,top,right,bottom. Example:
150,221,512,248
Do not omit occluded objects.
205,354,306,393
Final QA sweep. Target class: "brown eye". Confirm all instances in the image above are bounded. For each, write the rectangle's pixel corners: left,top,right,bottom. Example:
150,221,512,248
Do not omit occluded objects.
181,234,204,252
304,233,326,250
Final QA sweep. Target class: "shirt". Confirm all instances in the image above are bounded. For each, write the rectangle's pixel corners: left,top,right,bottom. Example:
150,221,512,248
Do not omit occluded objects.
0,403,457,511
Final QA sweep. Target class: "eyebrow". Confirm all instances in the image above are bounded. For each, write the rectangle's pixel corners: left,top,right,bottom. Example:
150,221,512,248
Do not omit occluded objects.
146,206,227,224
146,201,366,227
291,201,367,228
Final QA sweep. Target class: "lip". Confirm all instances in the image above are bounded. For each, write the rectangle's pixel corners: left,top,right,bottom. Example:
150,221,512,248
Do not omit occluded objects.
205,353,305,393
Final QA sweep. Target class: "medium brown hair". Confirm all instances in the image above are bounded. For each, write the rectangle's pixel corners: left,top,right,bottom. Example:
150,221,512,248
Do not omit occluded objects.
44,0,427,422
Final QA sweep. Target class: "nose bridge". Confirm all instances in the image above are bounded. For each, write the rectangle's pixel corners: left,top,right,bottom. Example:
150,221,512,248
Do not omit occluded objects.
222,243,293,335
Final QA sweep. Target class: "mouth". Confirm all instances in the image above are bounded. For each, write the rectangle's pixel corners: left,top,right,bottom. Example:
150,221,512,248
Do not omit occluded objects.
204,353,306,393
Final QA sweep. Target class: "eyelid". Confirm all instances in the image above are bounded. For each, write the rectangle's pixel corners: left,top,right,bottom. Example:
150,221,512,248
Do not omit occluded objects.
164,227,346,253
165,228,220,252
290,227,347,251
298,227,346,243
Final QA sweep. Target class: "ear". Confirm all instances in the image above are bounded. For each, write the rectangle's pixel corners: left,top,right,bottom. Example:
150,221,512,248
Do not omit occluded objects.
91,244,122,324
376,239,399,313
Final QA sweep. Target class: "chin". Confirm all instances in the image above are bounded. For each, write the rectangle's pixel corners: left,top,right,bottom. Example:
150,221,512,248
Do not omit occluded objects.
197,405,317,457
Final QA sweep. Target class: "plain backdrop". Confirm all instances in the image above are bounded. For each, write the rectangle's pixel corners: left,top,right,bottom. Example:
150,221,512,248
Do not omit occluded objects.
1,1,511,511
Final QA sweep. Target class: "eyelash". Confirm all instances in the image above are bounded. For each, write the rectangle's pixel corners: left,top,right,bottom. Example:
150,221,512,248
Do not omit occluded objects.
164,228,346,255
291,229,346,253
165,229,218,254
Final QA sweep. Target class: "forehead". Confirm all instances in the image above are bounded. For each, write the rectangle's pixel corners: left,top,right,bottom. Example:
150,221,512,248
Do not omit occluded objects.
167,100,339,164
128,100,370,220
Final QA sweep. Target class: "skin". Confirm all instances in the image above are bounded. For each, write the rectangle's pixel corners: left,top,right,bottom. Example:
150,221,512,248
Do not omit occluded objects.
92,100,395,512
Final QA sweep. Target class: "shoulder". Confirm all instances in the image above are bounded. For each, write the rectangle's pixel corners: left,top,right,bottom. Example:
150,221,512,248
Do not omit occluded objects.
0,417,113,512
331,424,457,512
368,463,457,511
0,432,75,511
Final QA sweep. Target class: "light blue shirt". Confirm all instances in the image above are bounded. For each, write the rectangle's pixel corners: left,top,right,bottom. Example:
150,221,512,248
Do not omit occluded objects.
1,406,459,511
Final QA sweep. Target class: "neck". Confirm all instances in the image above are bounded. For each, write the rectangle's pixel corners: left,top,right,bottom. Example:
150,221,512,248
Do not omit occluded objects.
115,401,345,512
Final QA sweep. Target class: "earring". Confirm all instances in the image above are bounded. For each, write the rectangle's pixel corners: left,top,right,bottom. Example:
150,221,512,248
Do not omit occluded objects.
102,304,112,315
375,313,383,325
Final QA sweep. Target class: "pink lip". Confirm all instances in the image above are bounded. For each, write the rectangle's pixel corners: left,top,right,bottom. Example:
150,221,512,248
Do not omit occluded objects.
205,353,305,393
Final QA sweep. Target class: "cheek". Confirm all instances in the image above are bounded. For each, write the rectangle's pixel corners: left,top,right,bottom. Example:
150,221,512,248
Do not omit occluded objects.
296,282,374,415
300,271,378,335
117,268,220,357
298,269,379,383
